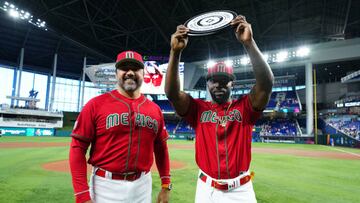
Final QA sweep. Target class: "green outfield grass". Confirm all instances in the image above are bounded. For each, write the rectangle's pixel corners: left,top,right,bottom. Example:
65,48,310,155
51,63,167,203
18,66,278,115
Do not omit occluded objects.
0,136,71,143
1,137,360,203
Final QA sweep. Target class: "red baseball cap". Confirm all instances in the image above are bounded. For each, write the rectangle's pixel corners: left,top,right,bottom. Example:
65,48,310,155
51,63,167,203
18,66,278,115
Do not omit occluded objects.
115,50,144,69
206,62,235,81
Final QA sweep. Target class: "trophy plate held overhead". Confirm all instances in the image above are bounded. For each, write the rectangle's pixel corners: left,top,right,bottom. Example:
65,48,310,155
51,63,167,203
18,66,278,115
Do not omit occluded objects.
184,10,237,36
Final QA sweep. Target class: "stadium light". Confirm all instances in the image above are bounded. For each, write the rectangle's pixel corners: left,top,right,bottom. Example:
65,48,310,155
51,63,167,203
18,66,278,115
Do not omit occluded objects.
240,56,250,65
276,51,288,62
225,59,233,67
296,46,310,57
8,8,18,18
207,60,216,68
263,53,269,62
202,45,311,68
1,1,47,31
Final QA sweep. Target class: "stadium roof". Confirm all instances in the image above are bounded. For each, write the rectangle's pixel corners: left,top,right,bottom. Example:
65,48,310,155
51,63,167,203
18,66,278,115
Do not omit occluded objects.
0,0,360,82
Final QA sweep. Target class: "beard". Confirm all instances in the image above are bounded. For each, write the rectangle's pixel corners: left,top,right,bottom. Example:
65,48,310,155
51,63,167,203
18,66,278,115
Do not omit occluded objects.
210,89,231,104
118,76,142,92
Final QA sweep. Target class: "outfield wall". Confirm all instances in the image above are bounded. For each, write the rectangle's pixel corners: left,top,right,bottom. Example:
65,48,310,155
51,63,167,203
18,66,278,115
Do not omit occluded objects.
0,127,54,136
318,134,360,148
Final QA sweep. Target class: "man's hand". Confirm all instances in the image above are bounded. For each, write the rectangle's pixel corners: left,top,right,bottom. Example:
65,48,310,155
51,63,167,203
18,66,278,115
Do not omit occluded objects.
170,25,189,53
230,15,253,46
156,188,170,203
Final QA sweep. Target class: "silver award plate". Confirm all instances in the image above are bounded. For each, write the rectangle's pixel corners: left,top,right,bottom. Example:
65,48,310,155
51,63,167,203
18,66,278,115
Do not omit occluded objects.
185,10,237,36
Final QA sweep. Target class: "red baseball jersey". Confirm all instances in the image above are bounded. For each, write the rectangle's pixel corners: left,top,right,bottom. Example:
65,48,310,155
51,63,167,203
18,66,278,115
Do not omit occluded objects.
183,95,262,179
70,90,170,201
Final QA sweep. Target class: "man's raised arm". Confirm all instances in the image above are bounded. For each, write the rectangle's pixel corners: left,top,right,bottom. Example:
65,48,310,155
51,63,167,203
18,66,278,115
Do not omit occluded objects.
165,25,191,116
231,16,274,111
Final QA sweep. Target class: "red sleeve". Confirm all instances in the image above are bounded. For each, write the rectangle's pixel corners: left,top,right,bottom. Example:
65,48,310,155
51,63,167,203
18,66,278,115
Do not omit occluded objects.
242,95,263,125
69,138,91,203
71,99,96,142
154,112,171,184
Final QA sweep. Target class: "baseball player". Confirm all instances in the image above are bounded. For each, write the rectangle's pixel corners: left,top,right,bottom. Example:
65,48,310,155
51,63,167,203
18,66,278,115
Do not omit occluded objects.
69,50,172,203
165,15,274,202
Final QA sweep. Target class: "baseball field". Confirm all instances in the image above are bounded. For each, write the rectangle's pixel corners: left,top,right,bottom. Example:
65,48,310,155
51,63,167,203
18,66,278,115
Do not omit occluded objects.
1,136,360,203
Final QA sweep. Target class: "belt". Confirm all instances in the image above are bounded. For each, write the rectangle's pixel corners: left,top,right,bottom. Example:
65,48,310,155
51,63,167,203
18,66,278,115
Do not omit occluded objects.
95,169,147,181
199,172,253,191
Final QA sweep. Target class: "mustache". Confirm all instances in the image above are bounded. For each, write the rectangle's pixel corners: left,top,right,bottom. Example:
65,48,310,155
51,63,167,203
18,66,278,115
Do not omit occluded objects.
210,88,231,104
214,88,227,92
124,75,137,81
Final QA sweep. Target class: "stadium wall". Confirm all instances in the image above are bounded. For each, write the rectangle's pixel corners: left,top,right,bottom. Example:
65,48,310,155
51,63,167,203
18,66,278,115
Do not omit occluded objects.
183,63,204,90
318,118,360,148
62,111,79,129
297,82,347,104
318,134,360,148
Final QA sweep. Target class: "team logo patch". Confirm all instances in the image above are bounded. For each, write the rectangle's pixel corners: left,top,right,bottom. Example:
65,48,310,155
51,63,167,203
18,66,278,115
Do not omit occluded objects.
125,51,134,59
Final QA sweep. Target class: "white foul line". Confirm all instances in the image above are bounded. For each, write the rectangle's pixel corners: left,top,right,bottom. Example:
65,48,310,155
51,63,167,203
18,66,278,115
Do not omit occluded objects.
325,146,360,158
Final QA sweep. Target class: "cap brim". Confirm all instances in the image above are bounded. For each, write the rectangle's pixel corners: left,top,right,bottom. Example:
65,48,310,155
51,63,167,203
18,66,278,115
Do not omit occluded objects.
115,58,144,69
206,72,236,81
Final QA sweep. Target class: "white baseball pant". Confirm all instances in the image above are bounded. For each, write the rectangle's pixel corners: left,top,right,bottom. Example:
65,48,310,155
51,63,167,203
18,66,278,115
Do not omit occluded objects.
89,168,152,203
195,170,257,203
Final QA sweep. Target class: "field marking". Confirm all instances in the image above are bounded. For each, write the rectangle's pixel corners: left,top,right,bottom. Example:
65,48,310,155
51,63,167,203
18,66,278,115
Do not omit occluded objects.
325,146,360,158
